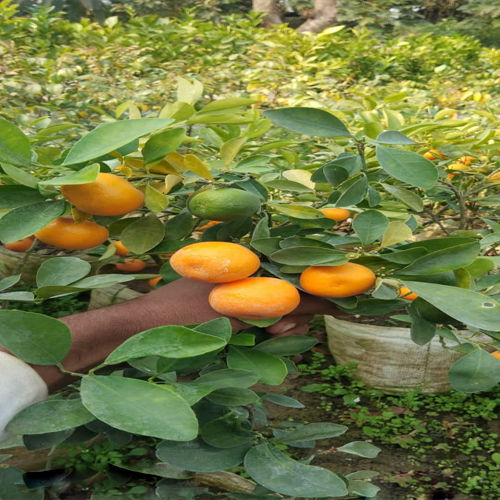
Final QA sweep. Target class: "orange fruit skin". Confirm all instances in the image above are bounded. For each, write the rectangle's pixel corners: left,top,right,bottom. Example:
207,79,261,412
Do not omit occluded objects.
423,150,446,161
148,276,162,287
197,220,222,232
35,217,109,250
113,241,131,256
300,262,376,298
61,173,144,216
488,171,500,182
170,241,260,283
491,351,500,360
209,277,300,319
399,286,418,301
4,236,35,252
115,258,147,272
320,208,351,222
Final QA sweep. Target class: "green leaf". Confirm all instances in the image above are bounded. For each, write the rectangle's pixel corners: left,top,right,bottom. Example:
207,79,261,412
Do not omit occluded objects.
0,310,71,365
195,369,259,389
157,439,249,472
408,302,436,345
36,257,91,287
176,77,203,105
144,184,169,212
270,247,347,266
0,185,44,209
337,441,381,458
227,347,287,385
62,119,173,165
143,128,186,166
335,174,368,206
39,163,100,186
0,291,34,301
193,317,233,342
244,443,348,498
381,183,424,212
448,349,500,393
263,393,305,408
201,97,258,112
6,398,93,435
0,200,66,243
1,163,38,188
250,237,282,256
402,281,500,331
0,275,20,292
69,274,134,289
207,387,259,406
255,336,317,356
104,326,227,365
164,212,196,240
265,179,313,193
376,130,416,145
380,221,413,248
376,145,438,189
159,101,195,121
352,210,389,246
399,242,480,275
81,376,197,440
348,479,380,498
220,137,247,166
379,247,427,264
120,214,165,254
0,468,44,500
321,165,349,186
271,204,324,219
465,257,495,278
274,423,348,444
264,107,350,137
200,414,252,448
0,117,31,167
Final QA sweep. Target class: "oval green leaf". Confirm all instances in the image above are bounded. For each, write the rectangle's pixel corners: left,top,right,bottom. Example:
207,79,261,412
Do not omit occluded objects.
81,375,197,440
62,118,174,165
448,349,500,393
0,310,71,365
36,257,91,287
0,117,31,167
120,214,165,254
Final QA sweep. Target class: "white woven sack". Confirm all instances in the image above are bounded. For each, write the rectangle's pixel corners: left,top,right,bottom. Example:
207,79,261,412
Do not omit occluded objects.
324,315,464,393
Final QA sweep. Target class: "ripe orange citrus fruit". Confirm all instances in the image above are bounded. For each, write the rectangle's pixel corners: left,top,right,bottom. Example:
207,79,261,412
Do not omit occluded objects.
320,208,350,222
61,173,144,216
423,150,446,161
491,351,500,360
209,277,300,319
148,276,162,288
300,262,376,298
113,241,131,256
188,188,261,221
4,236,35,252
399,286,418,301
115,258,147,272
35,217,109,250
197,220,222,231
170,241,260,283
458,155,474,165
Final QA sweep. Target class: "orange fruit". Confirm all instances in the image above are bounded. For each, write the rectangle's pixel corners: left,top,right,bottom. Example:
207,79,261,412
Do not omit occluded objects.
208,277,300,319
115,258,147,272
61,173,144,216
423,150,446,161
300,262,376,298
320,208,351,222
113,241,131,256
399,286,418,301
148,276,162,287
491,351,500,360
458,155,474,165
170,241,260,283
487,171,500,182
35,217,109,250
197,220,222,232
4,236,35,252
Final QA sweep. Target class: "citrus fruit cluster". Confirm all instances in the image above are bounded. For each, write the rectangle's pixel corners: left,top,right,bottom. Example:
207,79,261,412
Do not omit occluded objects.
170,242,300,320
9,172,144,252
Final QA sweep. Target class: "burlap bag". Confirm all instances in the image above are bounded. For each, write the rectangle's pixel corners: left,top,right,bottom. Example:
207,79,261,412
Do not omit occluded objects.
324,315,464,393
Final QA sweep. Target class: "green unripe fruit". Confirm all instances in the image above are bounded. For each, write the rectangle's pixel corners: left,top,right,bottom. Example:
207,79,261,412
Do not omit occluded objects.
188,188,261,221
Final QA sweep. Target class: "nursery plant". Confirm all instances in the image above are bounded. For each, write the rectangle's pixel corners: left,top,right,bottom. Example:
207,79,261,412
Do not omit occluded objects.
0,81,499,496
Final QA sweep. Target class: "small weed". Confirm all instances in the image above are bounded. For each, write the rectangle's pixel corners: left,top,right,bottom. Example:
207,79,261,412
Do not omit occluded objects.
298,353,500,498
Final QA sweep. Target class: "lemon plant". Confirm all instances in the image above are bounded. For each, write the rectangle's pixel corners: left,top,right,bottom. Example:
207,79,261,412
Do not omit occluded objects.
0,84,499,496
